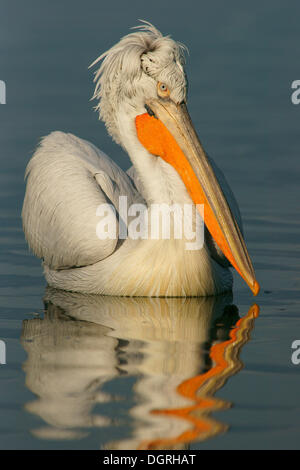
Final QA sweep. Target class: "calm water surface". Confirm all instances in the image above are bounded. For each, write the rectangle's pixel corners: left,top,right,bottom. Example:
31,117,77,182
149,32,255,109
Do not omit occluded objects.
0,0,299,449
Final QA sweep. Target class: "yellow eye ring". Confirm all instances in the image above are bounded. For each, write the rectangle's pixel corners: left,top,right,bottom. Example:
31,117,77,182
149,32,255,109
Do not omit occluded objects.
157,82,170,98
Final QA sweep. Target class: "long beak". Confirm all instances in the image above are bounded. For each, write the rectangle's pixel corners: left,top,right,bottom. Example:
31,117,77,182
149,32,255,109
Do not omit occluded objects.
135,98,260,296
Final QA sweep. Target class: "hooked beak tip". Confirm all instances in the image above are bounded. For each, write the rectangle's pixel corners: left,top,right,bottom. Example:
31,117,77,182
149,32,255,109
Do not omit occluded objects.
252,280,260,296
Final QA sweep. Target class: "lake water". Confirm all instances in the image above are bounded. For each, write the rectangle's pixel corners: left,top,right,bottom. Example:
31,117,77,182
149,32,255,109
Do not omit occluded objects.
0,0,299,450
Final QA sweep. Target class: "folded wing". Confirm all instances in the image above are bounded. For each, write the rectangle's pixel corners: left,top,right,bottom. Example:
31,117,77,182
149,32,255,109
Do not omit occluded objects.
22,131,138,269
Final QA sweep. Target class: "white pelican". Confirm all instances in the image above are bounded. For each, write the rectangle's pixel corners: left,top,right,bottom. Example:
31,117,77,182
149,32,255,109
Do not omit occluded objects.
22,22,259,297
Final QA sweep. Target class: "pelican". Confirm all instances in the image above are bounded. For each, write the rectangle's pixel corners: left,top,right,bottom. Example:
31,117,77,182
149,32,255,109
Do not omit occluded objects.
22,22,259,297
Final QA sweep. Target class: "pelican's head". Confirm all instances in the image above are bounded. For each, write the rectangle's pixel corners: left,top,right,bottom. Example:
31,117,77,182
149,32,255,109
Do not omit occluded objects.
90,21,187,142
91,21,259,296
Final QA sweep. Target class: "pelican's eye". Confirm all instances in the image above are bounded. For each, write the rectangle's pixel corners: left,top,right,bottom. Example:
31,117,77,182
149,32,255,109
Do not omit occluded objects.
157,82,170,98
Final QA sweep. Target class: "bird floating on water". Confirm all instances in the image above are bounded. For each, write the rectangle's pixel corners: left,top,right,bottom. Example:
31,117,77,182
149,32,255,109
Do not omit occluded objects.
22,21,259,297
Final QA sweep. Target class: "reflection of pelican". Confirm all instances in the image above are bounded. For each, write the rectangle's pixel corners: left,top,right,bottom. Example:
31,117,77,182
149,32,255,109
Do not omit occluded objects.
21,288,259,449
22,22,259,296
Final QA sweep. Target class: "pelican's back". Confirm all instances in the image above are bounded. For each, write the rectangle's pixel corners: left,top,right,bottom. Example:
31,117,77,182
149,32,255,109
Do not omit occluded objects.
22,131,137,270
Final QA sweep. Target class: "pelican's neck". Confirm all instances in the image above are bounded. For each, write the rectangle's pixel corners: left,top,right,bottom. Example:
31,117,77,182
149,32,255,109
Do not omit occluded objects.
116,105,191,206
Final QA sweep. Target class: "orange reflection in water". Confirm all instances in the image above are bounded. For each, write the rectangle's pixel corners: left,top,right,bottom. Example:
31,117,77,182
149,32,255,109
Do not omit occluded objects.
138,304,259,450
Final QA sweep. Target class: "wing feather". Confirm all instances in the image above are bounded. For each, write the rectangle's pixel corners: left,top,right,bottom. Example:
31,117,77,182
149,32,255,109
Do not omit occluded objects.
22,131,137,269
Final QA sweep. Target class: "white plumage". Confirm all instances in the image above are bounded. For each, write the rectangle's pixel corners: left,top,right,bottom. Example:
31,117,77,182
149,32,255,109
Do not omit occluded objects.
22,22,244,297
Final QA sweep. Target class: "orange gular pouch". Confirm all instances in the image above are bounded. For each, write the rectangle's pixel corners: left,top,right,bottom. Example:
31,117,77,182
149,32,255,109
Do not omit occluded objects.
135,112,260,296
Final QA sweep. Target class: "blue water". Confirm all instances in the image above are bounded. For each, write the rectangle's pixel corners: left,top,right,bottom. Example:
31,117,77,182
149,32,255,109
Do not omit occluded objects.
0,0,300,450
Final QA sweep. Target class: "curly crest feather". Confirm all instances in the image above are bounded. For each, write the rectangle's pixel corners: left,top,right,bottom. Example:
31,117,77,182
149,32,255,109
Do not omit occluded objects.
90,21,188,144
